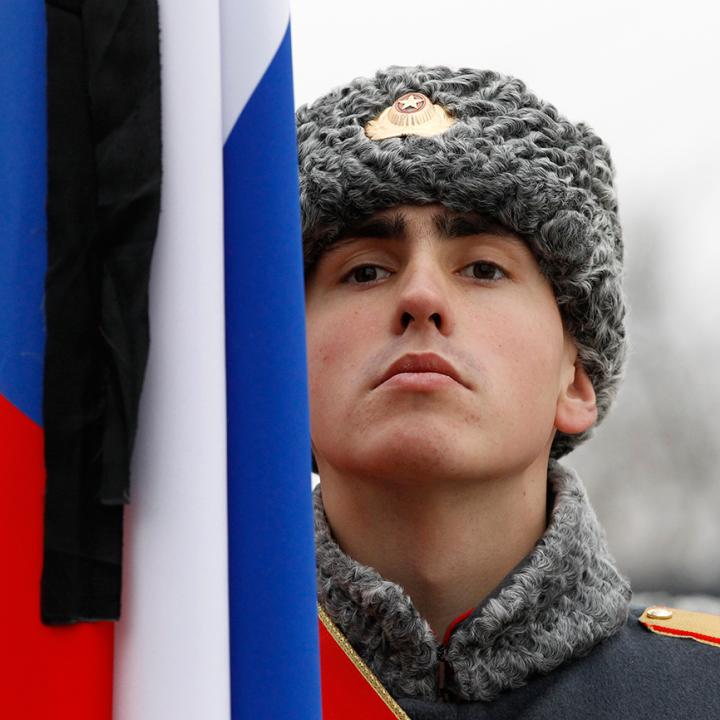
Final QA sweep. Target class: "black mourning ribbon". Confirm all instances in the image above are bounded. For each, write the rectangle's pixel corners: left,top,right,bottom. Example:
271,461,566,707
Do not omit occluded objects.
41,0,161,624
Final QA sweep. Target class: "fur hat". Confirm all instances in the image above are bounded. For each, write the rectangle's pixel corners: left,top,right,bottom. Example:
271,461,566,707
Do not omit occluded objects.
296,66,627,457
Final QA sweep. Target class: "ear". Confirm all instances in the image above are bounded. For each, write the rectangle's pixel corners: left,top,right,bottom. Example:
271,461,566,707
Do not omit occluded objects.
555,349,598,436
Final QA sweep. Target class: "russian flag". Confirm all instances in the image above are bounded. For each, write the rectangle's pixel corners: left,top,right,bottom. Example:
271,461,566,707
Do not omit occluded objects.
3,1,320,717
114,2,321,719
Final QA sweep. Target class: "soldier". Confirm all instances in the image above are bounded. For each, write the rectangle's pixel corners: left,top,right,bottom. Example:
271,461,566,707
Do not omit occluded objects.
297,66,720,718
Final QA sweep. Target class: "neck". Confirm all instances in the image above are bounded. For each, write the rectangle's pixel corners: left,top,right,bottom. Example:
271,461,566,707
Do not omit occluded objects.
318,455,550,640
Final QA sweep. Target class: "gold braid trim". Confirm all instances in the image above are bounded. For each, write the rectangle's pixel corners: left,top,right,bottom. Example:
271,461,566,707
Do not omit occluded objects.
318,604,412,720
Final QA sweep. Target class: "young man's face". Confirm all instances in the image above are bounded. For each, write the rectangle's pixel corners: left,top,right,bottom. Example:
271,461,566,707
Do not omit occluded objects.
305,204,590,485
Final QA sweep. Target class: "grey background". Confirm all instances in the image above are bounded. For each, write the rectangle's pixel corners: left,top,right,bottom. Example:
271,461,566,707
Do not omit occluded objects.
291,0,720,601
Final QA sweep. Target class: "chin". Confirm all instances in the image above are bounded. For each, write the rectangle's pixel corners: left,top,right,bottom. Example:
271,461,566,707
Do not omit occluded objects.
330,426,485,484
316,414,553,483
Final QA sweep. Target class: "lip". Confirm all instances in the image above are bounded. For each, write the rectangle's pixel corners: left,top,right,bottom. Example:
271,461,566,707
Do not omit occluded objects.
374,352,467,389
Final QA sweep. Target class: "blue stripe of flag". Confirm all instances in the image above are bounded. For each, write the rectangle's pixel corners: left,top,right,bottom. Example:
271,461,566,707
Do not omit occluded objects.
223,21,322,719
0,1,47,424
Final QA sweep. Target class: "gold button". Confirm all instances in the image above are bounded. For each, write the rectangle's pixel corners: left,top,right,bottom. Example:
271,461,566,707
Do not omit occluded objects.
646,606,673,620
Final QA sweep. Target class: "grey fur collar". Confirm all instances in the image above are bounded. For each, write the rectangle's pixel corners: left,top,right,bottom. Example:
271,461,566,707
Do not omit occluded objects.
314,460,632,703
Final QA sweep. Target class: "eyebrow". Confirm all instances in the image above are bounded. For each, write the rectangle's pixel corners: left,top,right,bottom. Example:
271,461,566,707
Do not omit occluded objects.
331,210,521,248
434,212,518,240
333,213,408,244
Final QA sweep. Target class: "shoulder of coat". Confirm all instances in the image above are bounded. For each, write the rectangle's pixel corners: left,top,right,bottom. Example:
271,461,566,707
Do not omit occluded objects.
638,605,720,649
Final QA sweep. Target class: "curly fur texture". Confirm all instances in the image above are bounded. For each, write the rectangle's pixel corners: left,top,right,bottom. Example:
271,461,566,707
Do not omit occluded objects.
297,66,627,457
314,460,632,703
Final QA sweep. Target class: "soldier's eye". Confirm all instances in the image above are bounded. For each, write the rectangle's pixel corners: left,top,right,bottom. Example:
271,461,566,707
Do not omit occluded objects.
459,261,506,281
345,265,392,284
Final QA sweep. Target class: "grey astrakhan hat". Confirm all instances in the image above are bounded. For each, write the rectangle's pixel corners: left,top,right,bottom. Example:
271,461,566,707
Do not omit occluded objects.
296,65,627,458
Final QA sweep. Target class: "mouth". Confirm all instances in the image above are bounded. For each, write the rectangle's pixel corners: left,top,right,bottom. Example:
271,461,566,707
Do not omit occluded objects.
374,352,468,389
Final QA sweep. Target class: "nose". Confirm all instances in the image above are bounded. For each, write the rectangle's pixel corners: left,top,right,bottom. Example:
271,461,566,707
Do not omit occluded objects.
400,311,441,330
392,261,453,336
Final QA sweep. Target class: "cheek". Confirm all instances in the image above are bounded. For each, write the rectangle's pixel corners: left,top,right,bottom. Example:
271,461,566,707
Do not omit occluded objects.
307,308,357,383
308,299,383,362
305,319,334,410
478,299,565,405
305,321,336,448
305,306,374,418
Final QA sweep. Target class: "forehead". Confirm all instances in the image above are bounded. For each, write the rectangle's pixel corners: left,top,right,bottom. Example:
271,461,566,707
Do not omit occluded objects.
306,204,526,272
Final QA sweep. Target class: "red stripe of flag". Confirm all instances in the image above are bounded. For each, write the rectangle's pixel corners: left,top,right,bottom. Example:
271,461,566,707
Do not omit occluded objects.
0,395,113,717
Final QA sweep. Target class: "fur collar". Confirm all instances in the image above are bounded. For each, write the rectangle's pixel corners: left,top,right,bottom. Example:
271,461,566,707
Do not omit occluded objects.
314,460,632,702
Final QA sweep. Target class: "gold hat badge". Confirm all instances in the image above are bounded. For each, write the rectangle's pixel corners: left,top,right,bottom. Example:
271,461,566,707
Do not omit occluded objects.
364,92,455,140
